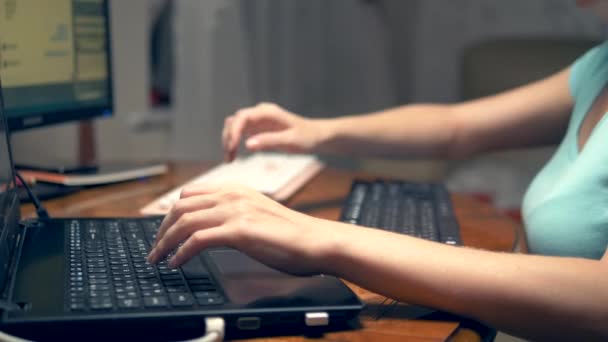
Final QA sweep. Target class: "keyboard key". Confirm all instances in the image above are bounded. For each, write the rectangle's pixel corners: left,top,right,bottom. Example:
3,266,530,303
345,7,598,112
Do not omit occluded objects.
180,257,209,279
160,274,182,281
70,303,86,311
141,289,165,297
169,293,194,307
118,298,141,309
144,296,169,308
190,284,216,292
193,291,221,299
197,296,224,306
90,298,113,310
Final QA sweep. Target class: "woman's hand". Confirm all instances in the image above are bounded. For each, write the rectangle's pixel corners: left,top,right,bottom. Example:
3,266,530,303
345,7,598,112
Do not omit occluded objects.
147,183,338,275
222,102,328,162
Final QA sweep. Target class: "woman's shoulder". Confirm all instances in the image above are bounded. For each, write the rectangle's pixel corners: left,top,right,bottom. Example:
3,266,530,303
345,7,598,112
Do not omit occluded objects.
570,41,608,98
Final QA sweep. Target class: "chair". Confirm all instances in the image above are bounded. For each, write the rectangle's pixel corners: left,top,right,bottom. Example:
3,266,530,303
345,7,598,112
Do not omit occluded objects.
461,38,599,100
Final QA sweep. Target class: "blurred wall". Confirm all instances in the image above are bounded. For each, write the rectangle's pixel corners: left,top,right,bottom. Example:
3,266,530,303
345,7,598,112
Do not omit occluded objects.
170,0,605,163
9,0,607,168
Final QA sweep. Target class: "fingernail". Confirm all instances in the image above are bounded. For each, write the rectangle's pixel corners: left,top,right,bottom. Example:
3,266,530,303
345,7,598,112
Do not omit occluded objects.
147,250,156,263
168,257,177,269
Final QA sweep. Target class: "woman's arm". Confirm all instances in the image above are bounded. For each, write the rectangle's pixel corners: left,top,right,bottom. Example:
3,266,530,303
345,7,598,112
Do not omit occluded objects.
223,68,573,161
149,184,608,342
320,67,574,159
329,223,608,342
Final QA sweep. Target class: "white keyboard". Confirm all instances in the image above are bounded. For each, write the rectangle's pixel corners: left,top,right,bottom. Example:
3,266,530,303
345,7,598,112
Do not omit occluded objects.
140,153,324,215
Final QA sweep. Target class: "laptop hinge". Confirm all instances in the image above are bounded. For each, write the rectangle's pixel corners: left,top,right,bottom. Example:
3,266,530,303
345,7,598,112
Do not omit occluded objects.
0,192,26,312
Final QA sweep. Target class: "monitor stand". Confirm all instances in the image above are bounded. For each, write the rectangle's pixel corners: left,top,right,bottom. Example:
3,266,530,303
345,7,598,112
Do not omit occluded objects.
14,121,98,173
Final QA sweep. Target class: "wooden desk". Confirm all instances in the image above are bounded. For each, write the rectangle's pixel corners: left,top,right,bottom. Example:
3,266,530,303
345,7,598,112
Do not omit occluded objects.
21,162,521,342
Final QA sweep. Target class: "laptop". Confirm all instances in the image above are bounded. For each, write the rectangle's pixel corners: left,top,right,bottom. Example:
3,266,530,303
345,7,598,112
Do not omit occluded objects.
0,83,363,341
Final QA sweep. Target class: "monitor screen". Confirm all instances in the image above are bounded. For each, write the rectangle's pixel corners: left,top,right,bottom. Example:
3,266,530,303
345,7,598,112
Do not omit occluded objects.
0,0,113,131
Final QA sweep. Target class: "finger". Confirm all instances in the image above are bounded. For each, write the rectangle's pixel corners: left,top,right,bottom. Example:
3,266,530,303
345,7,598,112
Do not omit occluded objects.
246,131,294,152
229,107,287,156
154,194,217,247
222,117,234,161
228,108,256,157
169,228,231,268
149,208,224,264
180,183,222,199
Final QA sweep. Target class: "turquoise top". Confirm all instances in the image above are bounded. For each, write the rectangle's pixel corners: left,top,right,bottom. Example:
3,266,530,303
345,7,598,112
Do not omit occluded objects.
522,42,608,260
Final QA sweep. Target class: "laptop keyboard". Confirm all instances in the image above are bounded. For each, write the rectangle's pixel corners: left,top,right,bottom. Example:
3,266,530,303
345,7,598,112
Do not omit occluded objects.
340,180,462,245
66,218,224,312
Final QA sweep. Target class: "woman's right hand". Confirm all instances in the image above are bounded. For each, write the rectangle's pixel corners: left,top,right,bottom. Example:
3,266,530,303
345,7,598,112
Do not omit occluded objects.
222,103,327,162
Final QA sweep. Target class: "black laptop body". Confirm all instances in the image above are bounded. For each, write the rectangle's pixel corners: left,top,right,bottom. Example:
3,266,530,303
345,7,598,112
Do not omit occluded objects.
0,81,363,341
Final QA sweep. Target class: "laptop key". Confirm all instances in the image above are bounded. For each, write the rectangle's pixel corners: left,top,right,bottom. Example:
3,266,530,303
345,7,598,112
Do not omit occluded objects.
118,298,141,309
193,291,220,299
70,303,87,311
90,298,114,310
190,284,216,292
163,280,185,287
141,289,164,297
166,286,187,293
160,274,182,281
116,293,138,300
89,284,110,291
136,272,157,279
187,278,212,285
169,293,194,307
144,296,169,308
180,256,209,279
197,296,224,306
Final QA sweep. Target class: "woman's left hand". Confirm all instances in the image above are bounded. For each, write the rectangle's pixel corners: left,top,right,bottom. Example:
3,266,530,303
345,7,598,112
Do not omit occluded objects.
147,183,337,275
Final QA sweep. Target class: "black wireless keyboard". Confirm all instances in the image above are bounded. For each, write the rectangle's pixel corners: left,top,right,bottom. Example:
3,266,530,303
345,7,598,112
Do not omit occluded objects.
340,180,462,245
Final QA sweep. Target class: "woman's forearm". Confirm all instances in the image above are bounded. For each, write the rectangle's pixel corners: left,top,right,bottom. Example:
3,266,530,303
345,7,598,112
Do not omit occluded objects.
314,104,458,159
321,221,608,341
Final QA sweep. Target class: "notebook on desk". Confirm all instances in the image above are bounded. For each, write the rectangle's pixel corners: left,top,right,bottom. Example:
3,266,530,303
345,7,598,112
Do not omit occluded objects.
0,84,362,341
141,153,324,215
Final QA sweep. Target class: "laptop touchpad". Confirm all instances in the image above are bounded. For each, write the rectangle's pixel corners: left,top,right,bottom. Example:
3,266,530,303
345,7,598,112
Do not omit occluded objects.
208,249,331,307
209,249,284,276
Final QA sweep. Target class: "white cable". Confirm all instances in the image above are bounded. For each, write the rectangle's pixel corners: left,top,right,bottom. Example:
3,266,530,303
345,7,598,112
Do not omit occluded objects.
181,316,225,342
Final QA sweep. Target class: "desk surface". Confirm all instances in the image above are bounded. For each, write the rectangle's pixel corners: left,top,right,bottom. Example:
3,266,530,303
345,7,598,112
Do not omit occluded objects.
21,162,521,342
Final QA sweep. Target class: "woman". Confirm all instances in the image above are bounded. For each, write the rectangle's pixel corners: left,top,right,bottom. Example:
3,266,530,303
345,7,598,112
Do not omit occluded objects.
149,1,608,340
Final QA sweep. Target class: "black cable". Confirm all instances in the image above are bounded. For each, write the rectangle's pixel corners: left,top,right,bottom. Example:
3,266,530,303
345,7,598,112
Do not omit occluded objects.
15,172,49,220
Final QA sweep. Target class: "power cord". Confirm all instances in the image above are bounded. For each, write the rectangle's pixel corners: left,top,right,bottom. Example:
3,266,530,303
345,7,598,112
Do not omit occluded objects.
14,172,49,220
184,317,225,342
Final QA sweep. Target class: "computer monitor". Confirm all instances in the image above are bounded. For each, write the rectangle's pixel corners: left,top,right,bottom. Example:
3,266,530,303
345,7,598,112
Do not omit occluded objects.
0,0,113,131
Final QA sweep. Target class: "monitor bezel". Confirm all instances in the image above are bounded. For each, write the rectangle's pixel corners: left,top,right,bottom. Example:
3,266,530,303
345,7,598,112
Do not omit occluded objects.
5,0,114,132
0,73,17,192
